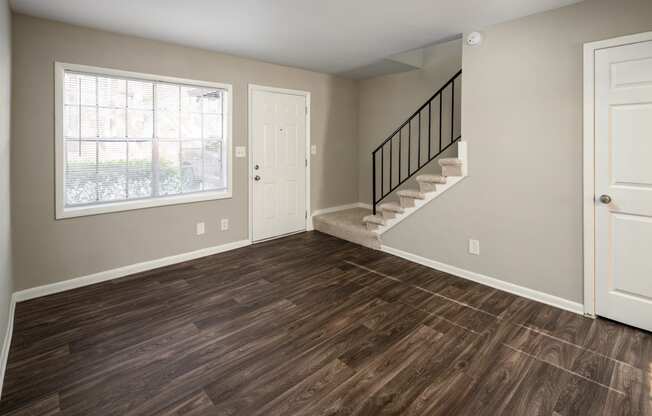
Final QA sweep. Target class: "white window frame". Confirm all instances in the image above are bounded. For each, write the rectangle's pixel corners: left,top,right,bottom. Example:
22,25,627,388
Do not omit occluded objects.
54,62,233,219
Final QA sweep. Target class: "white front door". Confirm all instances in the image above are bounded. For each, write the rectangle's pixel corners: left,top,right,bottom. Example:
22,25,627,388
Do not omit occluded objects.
251,88,307,242
595,39,652,332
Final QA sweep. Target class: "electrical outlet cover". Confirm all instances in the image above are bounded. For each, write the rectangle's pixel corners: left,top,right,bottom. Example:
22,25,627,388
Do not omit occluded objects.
469,239,480,255
235,146,246,158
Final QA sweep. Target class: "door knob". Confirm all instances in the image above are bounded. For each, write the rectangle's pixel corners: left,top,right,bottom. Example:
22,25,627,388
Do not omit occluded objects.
254,175,261,181
254,164,260,170
599,194,612,204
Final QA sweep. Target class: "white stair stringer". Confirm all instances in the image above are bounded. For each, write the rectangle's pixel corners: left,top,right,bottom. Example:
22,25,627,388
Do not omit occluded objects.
369,141,468,236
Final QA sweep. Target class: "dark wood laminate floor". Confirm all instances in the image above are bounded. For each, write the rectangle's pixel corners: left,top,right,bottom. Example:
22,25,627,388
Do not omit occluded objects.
1,231,651,416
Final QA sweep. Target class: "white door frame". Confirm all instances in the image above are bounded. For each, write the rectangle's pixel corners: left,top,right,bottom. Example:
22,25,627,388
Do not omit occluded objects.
582,31,652,317
247,84,311,243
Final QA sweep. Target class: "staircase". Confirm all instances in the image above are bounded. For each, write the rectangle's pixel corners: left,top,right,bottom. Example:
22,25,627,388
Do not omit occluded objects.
362,141,466,236
314,70,466,249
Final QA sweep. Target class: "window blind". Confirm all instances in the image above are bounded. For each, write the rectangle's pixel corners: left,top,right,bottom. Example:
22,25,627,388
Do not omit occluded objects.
62,71,227,208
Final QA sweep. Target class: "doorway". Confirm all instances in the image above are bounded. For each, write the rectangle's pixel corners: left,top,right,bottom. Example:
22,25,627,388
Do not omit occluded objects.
584,31,652,332
248,85,310,242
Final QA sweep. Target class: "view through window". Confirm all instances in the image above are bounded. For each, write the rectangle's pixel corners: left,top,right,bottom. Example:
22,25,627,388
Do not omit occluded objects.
60,67,230,215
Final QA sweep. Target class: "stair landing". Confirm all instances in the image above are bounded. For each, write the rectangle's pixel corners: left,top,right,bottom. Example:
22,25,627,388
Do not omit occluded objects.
312,207,381,249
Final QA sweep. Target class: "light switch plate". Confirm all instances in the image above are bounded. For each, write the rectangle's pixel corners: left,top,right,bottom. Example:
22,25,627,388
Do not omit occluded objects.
235,146,246,158
469,239,480,255
310,145,317,155
196,222,205,235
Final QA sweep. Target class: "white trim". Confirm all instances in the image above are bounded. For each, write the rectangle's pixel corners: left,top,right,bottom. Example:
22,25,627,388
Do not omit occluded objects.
13,239,251,302
375,141,468,235
382,245,584,315
58,190,233,219
247,84,311,241
311,202,368,217
54,62,234,219
0,295,16,399
582,31,652,317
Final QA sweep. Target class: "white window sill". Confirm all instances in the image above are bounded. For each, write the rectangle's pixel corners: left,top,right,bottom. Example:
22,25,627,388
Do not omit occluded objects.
56,189,232,219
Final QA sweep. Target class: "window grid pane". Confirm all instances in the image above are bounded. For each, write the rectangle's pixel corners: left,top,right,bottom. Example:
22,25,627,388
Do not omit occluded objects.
62,70,228,208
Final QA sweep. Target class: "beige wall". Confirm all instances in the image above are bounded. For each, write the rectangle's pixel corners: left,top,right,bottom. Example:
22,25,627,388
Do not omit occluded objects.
11,14,359,290
0,0,12,359
357,39,463,204
384,0,652,303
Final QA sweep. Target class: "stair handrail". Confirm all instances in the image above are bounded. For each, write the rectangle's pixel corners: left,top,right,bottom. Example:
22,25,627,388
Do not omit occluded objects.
372,69,462,214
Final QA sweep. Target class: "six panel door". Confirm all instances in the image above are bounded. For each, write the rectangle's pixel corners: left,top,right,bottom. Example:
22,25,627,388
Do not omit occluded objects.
595,40,652,332
251,89,307,242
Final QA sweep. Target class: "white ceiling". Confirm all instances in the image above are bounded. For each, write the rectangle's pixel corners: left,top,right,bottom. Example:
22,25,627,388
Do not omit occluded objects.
11,0,583,76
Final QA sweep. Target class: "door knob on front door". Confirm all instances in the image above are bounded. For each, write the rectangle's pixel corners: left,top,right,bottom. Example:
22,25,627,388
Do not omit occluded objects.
254,175,261,181
599,194,612,204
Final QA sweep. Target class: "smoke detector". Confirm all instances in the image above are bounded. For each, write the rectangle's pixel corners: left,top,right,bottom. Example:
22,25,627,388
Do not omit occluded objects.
466,32,483,47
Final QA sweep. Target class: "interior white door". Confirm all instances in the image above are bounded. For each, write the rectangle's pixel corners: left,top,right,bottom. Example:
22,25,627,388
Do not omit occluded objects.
251,88,307,242
595,40,652,332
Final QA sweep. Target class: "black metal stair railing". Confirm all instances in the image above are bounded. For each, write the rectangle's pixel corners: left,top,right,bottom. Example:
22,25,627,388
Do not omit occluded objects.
372,69,462,214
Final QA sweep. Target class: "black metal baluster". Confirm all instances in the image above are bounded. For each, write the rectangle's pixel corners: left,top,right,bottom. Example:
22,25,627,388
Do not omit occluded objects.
439,94,443,152
399,129,402,185
408,122,411,175
381,145,384,202
372,151,376,214
428,102,432,159
418,112,421,168
451,79,455,144
389,136,393,190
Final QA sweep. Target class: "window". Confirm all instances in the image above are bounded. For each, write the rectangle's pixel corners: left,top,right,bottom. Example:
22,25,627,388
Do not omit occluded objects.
55,63,232,219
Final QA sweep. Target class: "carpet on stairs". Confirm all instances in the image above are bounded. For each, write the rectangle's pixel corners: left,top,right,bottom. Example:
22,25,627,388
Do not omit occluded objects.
312,207,381,249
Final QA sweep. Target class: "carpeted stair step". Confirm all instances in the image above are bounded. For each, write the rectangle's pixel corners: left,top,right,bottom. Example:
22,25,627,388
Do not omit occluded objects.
416,174,447,192
312,208,381,249
397,189,426,208
378,202,405,220
439,158,464,177
362,214,386,231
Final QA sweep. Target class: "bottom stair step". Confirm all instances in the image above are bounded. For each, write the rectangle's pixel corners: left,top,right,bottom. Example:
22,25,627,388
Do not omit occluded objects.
362,214,385,232
312,207,381,249
363,214,385,226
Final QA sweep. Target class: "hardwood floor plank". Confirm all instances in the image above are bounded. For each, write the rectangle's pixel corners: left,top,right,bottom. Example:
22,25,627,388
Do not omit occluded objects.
501,359,570,416
1,394,60,416
354,325,477,415
297,325,442,416
339,307,429,371
251,359,355,416
157,390,216,416
553,375,610,416
403,371,477,416
457,343,535,416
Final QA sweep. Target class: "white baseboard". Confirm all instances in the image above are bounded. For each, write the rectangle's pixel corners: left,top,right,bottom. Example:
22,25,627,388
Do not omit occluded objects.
381,245,584,315
13,239,252,303
0,295,16,399
311,202,369,217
